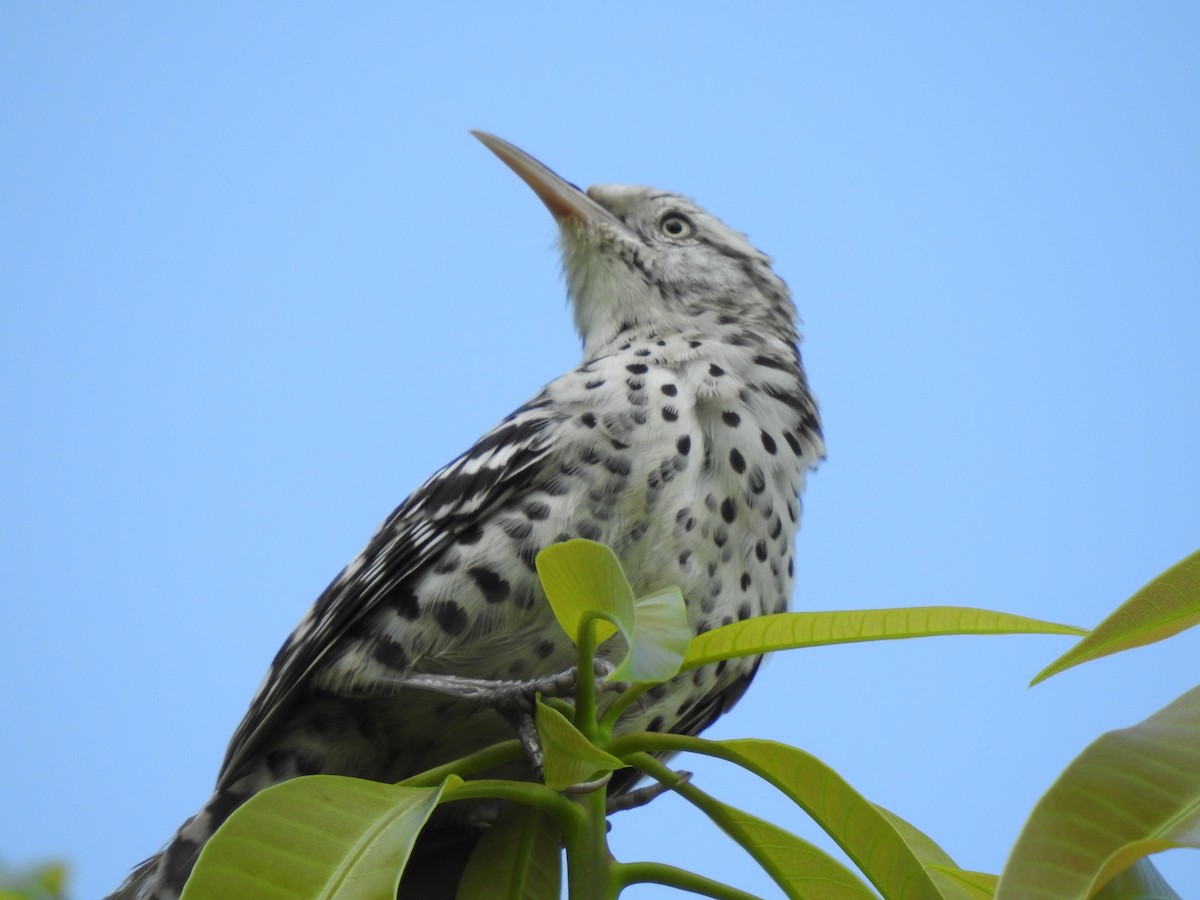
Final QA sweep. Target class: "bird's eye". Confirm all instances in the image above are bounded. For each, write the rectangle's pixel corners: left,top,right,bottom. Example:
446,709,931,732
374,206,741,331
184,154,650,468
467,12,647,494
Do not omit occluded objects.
659,212,695,239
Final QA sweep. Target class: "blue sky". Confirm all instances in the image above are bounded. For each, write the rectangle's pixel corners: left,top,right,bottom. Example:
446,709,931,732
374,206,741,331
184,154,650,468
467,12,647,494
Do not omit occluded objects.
3,4,1198,897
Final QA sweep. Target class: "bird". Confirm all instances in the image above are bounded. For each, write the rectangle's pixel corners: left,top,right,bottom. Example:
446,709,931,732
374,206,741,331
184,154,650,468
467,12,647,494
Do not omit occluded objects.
109,132,823,899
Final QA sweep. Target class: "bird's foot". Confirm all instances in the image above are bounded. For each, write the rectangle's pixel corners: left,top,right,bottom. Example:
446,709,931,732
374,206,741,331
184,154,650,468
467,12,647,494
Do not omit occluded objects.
604,770,692,815
402,660,627,776
401,658,623,705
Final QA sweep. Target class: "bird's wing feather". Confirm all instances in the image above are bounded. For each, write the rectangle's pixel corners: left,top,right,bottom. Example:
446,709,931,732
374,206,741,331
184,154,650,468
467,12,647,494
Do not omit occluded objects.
217,393,560,784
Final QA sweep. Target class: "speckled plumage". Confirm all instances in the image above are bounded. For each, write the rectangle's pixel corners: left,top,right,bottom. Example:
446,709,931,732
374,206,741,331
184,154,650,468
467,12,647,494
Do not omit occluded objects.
110,134,823,900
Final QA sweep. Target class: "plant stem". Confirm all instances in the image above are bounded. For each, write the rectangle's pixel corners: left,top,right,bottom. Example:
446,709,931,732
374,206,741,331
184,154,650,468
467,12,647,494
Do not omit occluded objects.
598,681,652,734
574,613,601,740
613,862,762,900
395,739,524,787
562,781,616,900
442,778,580,825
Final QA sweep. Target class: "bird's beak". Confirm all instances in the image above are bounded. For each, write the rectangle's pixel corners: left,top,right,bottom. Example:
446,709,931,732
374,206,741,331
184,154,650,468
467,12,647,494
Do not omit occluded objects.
471,131,623,229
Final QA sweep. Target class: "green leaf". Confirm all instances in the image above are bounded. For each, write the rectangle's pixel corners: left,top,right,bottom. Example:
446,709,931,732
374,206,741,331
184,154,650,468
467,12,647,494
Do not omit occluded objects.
684,608,1084,669
181,775,453,899
685,793,877,899
535,697,625,791
995,686,1200,899
1031,549,1200,685
535,539,630,645
875,806,999,899
716,739,974,899
926,866,999,900
457,805,562,900
873,805,958,869
1092,858,1182,900
536,540,689,684
609,585,690,683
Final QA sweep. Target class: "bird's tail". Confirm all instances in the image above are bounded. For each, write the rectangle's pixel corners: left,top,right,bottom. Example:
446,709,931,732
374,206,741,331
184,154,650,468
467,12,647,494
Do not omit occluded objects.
106,789,241,900
106,855,160,900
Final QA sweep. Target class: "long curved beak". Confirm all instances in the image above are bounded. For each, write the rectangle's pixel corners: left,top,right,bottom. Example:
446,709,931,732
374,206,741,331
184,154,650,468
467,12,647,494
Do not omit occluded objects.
471,131,622,229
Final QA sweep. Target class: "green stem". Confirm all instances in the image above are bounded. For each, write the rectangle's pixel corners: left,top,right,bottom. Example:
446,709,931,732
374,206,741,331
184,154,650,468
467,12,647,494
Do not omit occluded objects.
613,862,762,900
562,782,616,900
444,778,581,828
574,613,602,740
395,739,524,787
598,681,652,735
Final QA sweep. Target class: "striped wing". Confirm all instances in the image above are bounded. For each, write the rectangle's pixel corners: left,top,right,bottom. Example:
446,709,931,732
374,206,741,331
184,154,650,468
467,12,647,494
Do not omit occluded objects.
217,394,559,785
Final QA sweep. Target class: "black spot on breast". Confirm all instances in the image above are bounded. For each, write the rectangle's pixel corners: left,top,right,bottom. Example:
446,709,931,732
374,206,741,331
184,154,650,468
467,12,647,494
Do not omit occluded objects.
626,377,645,391
585,378,605,390
605,456,632,476
580,412,597,428
647,716,665,732
468,567,510,604
720,497,737,523
761,431,777,454
501,517,533,540
635,347,652,357
382,583,421,620
783,430,803,455
738,599,752,618
722,411,741,427
689,340,702,349
626,363,649,375
676,435,691,456
740,572,752,591
524,501,550,520
535,639,557,658
709,363,725,377
755,540,768,562
729,448,746,473
430,600,467,636
371,638,410,671
662,405,679,422
748,467,766,495
661,383,678,396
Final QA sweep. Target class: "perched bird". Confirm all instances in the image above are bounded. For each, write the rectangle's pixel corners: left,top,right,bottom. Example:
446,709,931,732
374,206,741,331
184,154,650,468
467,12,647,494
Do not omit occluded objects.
110,132,823,899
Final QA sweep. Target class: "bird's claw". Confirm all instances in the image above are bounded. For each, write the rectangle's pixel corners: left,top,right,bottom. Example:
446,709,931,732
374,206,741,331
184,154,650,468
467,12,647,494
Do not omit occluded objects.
400,661,627,777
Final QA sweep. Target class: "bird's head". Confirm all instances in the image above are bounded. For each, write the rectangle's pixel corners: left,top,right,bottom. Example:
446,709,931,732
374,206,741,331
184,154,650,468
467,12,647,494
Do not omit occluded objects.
473,132,798,357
